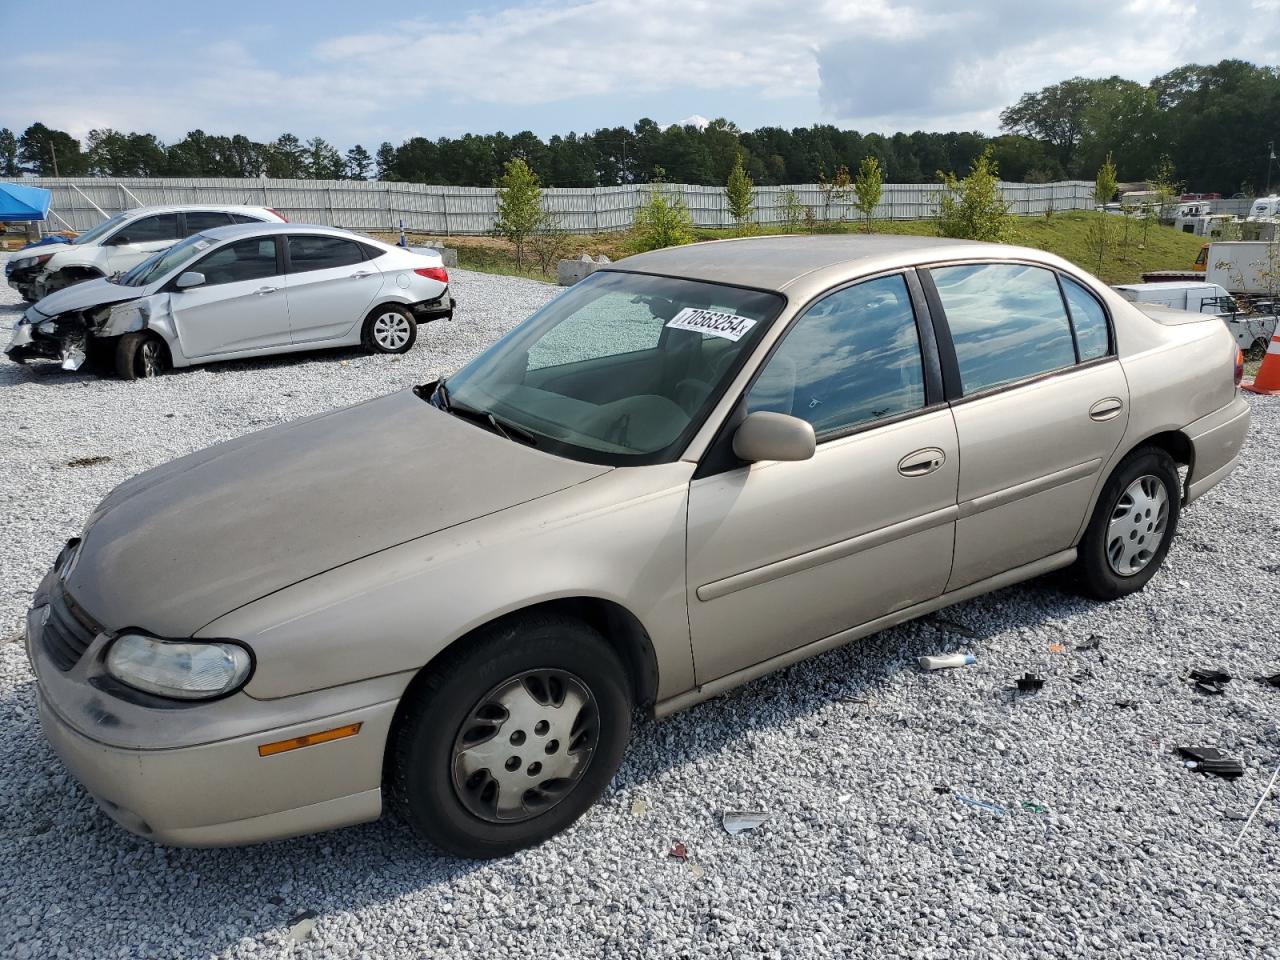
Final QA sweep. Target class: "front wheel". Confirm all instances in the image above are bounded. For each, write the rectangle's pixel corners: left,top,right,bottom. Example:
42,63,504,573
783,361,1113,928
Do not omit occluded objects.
386,614,632,858
114,333,168,380
362,305,417,354
1074,447,1181,600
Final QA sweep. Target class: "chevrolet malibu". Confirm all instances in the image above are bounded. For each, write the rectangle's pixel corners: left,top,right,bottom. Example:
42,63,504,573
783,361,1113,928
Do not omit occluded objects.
27,236,1250,858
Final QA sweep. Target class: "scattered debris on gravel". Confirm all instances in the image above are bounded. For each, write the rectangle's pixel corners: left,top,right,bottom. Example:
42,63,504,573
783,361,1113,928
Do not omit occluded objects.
2,253,1279,959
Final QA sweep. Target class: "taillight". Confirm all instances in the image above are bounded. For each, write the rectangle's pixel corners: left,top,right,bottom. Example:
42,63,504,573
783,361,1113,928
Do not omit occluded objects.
1234,348,1244,388
415,266,448,284
268,208,288,222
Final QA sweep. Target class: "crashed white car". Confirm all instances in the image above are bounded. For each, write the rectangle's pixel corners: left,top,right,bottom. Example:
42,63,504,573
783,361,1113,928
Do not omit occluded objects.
6,224,454,378
4,204,285,302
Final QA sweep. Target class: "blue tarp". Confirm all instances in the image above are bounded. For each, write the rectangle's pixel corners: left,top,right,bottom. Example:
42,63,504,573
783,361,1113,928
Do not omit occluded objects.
0,182,52,222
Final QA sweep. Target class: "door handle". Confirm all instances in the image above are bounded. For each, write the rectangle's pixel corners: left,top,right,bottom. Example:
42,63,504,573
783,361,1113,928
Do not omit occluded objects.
254,286,279,296
898,447,946,477
350,271,373,279
1089,397,1124,421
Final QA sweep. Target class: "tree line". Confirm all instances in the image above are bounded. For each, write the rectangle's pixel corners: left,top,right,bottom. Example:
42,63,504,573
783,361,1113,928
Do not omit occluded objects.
1,60,1275,194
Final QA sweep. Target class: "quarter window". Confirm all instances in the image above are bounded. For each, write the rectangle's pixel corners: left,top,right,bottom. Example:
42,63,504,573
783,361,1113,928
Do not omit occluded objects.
746,274,926,436
930,263,1076,394
110,214,178,245
1060,276,1111,361
192,238,280,286
287,235,364,272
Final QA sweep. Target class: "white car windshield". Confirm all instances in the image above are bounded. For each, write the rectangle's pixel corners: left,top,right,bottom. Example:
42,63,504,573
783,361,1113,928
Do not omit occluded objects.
440,270,784,465
71,213,131,245
115,234,214,287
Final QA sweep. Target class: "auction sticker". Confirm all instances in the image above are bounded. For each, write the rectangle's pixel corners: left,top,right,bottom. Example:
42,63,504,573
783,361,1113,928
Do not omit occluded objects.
666,308,757,342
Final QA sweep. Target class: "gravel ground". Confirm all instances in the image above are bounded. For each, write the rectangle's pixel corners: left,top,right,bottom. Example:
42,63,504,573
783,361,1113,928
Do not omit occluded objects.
1,254,1279,960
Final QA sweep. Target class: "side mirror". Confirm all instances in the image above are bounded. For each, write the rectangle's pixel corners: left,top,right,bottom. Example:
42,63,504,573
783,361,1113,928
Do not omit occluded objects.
732,411,816,463
175,271,206,290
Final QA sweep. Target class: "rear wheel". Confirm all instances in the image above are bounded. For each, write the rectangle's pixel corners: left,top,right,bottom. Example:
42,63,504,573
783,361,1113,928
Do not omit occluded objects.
362,305,417,354
1074,447,1181,599
115,333,168,380
386,614,632,858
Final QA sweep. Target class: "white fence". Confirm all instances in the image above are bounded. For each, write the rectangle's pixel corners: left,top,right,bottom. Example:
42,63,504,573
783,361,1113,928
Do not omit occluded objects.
8,177,1097,235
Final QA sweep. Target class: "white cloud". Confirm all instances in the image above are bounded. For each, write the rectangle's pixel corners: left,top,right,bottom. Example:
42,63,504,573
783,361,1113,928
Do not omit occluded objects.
4,0,1277,144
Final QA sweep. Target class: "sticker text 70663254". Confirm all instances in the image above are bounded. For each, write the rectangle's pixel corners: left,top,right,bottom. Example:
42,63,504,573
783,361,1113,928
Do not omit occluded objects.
665,308,757,342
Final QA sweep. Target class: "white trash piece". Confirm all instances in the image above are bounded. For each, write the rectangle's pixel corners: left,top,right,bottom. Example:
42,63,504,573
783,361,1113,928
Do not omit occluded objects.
917,653,976,671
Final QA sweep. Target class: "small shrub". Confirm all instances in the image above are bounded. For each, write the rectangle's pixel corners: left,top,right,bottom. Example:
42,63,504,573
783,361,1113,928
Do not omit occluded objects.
852,156,883,233
726,152,754,234
630,174,695,252
778,188,807,232
493,158,543,269
935,148,1014,243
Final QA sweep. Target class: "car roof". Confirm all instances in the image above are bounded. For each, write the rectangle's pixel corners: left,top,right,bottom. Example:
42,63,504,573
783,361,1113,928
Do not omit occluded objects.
197,222,370,241
116,204,275,216
608,234,1036,293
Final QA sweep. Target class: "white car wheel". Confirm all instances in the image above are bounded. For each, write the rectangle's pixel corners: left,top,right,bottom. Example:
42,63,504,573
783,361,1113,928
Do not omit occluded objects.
362,306,417,355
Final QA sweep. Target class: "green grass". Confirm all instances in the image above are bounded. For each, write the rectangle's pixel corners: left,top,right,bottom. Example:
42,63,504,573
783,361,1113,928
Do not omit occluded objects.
395,211,1207,287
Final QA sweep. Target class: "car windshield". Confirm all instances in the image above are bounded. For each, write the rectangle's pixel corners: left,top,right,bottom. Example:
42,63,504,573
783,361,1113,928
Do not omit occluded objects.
71,212,130,246
441,270,784,465
115,233,214,287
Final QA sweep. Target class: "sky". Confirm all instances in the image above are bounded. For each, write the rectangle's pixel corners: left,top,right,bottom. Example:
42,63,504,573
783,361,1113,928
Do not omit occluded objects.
2,0,1278,149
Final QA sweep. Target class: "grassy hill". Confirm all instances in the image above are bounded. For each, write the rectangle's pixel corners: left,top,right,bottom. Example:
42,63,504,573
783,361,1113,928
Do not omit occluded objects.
391,210,1208,286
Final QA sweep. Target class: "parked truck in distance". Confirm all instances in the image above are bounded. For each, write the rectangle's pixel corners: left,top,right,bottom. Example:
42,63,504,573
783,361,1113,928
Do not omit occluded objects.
1113,280,1232,314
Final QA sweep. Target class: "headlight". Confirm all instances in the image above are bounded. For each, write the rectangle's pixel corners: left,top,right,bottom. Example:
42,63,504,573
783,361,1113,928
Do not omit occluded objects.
15,254,53,271
105,634,253,700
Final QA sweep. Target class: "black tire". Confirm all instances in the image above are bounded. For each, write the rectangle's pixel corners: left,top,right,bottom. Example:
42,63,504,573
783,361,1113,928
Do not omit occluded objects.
114,332,168,380
386,614,632,858
1074,446,1181,600
361,304,417,355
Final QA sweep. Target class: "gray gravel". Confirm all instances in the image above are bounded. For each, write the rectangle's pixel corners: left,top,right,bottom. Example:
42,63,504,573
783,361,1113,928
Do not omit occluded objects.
2,252,1279,959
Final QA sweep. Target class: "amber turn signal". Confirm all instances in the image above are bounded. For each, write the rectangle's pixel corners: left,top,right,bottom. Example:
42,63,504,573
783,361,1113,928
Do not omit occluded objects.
257,722,362,757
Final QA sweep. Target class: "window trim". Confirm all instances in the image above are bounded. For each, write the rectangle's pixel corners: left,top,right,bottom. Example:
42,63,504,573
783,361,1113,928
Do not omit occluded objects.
1057,272,1115,362
693,268,944,478
920,257,1118,405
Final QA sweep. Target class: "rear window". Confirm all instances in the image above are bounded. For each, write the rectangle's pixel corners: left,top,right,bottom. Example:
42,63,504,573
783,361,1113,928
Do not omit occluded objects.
931,263,1077,394
287,235,364,272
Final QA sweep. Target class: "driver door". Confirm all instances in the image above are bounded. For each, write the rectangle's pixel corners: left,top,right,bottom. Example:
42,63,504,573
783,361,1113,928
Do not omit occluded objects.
686,273,959,682
103,213,180,274
169,236,291,358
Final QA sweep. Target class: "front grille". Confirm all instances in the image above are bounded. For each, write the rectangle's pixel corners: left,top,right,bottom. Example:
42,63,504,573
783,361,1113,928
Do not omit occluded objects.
42,586,102,671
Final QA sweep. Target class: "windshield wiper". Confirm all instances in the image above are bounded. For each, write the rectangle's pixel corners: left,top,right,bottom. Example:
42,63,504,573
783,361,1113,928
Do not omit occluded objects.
429,380,538,446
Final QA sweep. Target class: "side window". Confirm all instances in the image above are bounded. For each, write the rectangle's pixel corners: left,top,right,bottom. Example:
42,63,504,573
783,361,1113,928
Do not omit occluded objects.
286,235,364,272
191,238,279,286
1060,276,1111,361
110,214,178,245
930,263,1076,394
182,211,234,235
746,274,925,436
527,291,663,370
230,212,267,224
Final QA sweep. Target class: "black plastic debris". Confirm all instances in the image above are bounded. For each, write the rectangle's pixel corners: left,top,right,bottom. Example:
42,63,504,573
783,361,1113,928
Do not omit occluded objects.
930,616,978,638
1189,669,1231,695
1176,746,1245,780
1016,673,1045,693
1258,673,1280,689
1076,636,1103,652
932,785,952,795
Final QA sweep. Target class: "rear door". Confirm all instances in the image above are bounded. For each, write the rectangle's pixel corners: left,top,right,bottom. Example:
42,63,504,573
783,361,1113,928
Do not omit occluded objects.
102,213,180,274
282,234,384,344
922,262,1129,589
686,272,959,682
168,236,291,358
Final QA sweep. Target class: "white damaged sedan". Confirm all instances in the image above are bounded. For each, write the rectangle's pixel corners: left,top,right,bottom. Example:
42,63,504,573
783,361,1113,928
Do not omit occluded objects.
5,223,454,378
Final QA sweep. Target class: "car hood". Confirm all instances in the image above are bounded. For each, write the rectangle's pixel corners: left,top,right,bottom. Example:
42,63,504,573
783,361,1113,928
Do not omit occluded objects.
65,389,611,636
30,276,142,319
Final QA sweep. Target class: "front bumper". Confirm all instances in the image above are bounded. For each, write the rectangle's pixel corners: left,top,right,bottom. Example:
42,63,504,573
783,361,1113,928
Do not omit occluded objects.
5,262,43,300
5,316,88,368
26,566,406,847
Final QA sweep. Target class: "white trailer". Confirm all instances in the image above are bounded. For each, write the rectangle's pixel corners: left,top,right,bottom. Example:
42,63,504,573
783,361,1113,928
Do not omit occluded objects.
1113,281,1232,313
1204,241,1280,297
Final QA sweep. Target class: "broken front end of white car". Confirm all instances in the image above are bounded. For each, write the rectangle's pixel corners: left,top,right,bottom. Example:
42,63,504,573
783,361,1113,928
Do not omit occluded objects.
6,295,156,373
